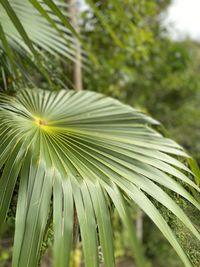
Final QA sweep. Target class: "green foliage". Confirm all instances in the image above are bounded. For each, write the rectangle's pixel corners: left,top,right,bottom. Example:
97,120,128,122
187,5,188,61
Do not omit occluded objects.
144,195,200,267
82,0,200,163
0,0,78,90
82,0,171,94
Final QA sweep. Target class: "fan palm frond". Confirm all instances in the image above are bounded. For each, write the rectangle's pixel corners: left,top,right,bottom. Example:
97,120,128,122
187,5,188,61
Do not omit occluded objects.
0,89,199,267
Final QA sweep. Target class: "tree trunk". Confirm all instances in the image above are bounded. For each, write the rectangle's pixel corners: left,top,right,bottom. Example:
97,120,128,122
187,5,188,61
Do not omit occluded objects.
68,0,83,91
136,209,143,242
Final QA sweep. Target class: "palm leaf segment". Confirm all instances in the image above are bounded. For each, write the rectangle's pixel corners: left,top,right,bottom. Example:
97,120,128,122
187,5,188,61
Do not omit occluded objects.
0,0,78,87
0,89,200,267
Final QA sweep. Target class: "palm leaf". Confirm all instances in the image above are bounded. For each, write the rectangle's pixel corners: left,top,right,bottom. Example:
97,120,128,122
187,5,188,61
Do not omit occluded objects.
0,0,79,88
0,88,200,267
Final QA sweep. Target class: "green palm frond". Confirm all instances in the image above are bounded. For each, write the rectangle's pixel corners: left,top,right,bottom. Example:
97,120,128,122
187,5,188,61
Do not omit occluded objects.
0,0,79,89
0,89,200,267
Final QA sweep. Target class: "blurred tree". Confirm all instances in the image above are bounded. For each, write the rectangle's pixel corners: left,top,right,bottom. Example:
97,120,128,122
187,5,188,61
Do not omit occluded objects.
68,0,83,90
82,0,200,162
